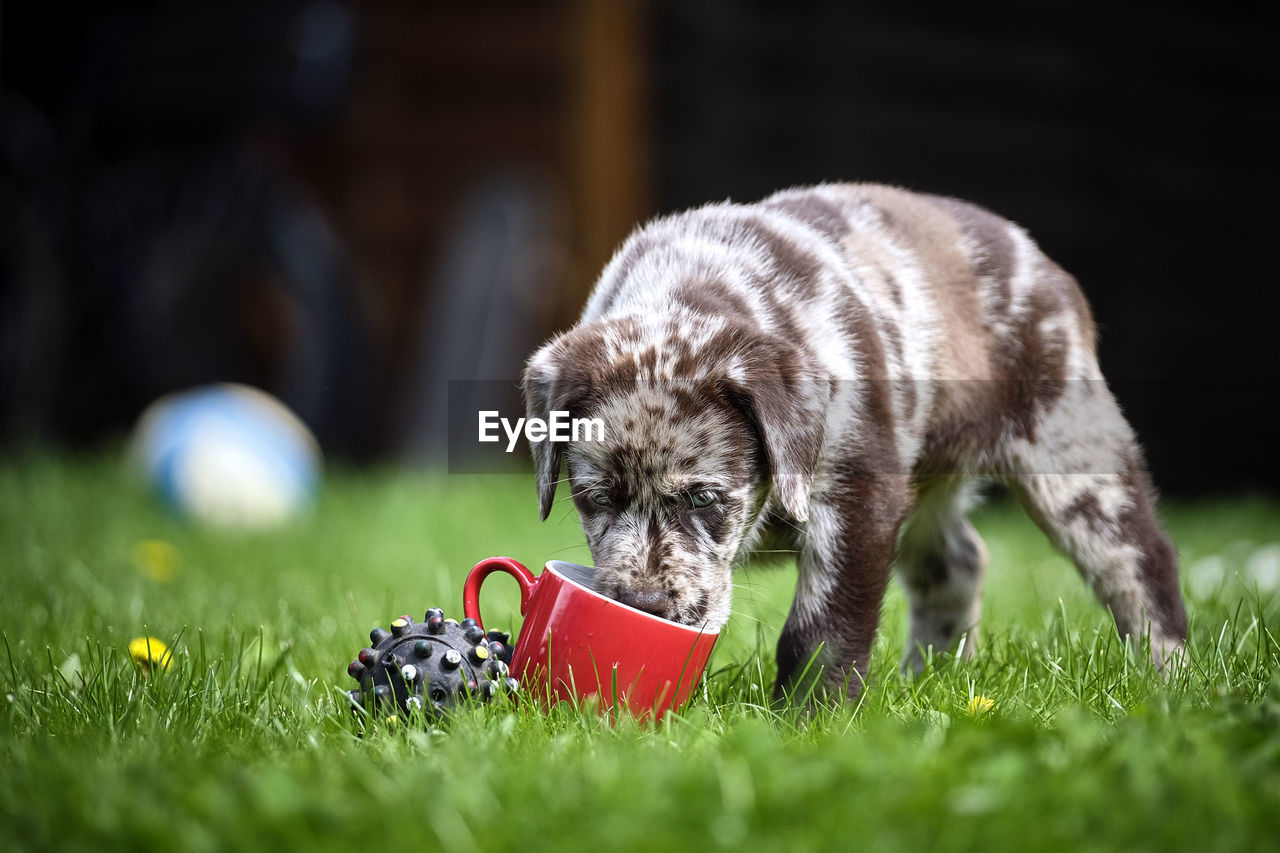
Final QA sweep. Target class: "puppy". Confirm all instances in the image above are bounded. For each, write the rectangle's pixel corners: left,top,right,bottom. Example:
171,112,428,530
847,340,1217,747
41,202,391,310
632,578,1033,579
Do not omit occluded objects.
522,183,1187,702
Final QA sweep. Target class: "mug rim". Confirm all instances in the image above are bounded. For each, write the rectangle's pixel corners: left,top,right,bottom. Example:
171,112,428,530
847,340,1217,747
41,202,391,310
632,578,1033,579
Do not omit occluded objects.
545,560,721,637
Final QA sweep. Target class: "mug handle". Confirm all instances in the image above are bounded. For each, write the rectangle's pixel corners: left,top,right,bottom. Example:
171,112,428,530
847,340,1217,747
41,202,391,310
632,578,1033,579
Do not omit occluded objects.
463,556,538,629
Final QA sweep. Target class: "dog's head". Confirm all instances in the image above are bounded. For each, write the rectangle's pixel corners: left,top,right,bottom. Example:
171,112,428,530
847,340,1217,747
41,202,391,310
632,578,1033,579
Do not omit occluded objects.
522,316,826,628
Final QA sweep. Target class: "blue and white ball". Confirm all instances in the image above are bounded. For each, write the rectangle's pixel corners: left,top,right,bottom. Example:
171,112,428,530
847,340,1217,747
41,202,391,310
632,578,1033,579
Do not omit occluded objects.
130,384,322,529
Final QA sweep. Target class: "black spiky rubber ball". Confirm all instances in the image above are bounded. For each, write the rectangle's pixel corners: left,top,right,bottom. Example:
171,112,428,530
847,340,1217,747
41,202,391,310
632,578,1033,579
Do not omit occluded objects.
345,608,517,722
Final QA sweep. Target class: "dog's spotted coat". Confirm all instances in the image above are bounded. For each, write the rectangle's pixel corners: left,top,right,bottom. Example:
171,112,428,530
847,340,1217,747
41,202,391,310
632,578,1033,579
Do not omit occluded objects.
524,183,1187,701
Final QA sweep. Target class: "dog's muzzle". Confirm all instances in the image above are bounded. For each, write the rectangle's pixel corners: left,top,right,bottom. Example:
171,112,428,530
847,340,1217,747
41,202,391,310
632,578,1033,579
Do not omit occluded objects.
614,586,670,619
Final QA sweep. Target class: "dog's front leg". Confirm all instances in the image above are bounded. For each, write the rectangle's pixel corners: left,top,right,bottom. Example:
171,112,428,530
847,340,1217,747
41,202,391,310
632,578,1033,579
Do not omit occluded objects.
773,470,911,704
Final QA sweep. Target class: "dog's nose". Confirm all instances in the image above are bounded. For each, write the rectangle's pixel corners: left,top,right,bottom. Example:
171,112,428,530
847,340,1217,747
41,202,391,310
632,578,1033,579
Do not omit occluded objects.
616,587,669,618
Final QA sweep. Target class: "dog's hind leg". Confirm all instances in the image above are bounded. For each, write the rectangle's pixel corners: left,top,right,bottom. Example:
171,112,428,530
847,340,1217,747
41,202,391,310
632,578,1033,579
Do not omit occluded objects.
1000,381,1187,668
896,477,989,674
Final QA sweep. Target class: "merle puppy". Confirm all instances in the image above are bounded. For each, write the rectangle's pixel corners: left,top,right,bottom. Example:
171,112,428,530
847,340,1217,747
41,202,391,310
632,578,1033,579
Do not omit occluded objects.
523,183,1187,702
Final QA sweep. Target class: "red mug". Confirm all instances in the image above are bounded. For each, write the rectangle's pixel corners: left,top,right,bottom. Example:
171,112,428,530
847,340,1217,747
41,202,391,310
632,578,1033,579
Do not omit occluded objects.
463,556,719,721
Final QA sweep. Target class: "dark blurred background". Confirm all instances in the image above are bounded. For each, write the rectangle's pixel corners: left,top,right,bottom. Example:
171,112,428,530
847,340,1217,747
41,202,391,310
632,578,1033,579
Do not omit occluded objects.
1,0,1276,493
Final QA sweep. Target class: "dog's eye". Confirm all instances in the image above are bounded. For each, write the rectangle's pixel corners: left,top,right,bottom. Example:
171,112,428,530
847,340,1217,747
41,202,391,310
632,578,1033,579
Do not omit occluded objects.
689,490,717,509
591,492,613,507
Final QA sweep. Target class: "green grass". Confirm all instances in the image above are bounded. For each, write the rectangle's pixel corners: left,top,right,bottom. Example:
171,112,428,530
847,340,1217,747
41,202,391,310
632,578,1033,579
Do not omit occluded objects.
2,451,1278,851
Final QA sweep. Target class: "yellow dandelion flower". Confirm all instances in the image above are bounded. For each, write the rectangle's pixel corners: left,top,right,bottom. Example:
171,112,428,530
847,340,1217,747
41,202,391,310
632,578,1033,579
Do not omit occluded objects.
128,636,172,673
134,540,180,582
967,694,996,716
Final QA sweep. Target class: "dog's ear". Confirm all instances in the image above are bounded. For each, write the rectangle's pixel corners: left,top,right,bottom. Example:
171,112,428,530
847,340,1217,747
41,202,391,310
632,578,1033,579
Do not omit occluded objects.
523,323,616,520
522,344,567,521
724,335,828,523
523,333,599,521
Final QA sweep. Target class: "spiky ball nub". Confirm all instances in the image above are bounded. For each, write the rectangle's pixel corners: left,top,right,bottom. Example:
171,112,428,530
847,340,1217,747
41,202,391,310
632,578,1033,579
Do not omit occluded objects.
345,609,517,722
